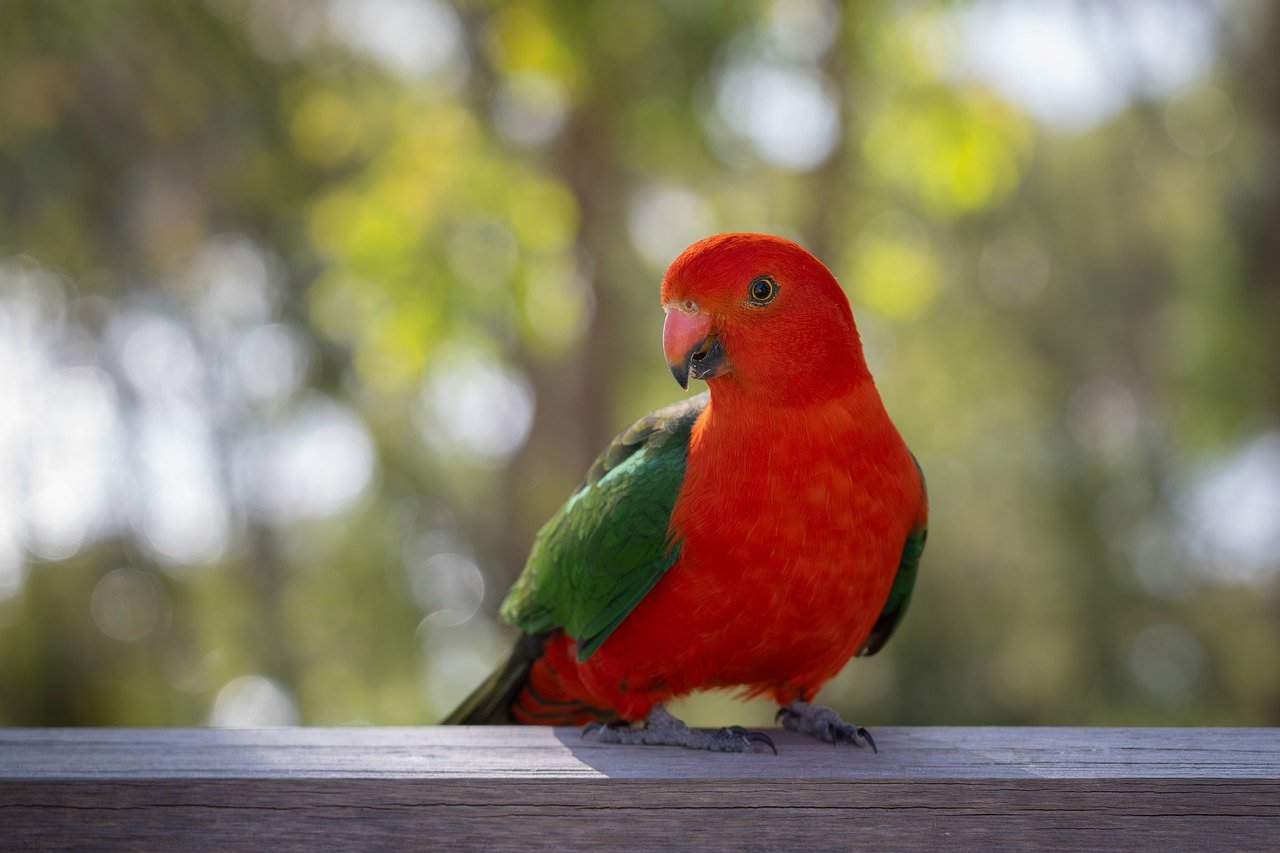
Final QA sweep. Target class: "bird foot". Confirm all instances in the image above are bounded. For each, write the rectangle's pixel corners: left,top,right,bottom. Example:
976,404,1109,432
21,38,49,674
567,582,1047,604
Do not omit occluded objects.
776,701,877,752
582,705,776,754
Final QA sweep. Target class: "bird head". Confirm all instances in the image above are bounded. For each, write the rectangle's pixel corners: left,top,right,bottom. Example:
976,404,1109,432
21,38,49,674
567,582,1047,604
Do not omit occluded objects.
660,233,869,405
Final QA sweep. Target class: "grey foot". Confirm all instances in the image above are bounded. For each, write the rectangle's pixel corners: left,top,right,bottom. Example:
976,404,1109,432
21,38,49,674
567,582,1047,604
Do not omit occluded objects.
582,705,776,754
776,700,877,752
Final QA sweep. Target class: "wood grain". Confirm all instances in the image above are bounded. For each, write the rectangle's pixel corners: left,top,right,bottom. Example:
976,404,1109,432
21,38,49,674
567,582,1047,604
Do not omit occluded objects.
1,727,1277,850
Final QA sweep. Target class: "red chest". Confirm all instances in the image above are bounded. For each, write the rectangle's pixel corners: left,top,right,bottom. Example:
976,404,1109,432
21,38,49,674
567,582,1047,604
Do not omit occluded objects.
570,388,921,714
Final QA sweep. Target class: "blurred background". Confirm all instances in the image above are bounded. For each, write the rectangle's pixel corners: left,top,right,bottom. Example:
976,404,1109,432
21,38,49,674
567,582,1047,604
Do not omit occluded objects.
1,0,1278,730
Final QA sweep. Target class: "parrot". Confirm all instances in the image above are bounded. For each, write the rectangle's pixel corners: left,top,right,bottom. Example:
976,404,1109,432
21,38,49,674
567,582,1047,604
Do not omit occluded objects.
443,232,927,753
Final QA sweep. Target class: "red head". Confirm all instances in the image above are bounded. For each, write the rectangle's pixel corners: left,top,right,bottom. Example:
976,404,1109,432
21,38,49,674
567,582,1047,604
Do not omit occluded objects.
660,233,869,406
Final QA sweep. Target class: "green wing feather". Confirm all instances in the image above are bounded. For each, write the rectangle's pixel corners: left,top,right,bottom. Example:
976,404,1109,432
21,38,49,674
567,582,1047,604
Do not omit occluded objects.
501,393,707,661
857,453,928,657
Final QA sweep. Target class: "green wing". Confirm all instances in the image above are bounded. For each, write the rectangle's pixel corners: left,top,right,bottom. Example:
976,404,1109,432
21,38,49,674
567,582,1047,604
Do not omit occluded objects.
501,393,707,661
857,453,928,657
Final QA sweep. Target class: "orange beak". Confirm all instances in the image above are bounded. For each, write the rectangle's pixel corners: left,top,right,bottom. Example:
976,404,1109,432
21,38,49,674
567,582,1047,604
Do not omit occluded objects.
663,308,714,390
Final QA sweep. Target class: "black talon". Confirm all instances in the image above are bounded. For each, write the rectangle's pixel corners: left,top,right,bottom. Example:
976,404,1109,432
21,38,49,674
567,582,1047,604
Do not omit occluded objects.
581,717,609,737
858,727,877,753
745,731,778,755
775,707,790,724
718,725,777,754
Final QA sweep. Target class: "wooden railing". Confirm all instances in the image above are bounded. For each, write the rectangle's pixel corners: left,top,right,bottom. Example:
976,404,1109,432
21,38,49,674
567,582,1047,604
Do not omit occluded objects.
2,727,1277,849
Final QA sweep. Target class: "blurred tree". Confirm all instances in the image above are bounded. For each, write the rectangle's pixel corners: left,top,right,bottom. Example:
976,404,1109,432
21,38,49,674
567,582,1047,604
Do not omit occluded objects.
0,0,1276,729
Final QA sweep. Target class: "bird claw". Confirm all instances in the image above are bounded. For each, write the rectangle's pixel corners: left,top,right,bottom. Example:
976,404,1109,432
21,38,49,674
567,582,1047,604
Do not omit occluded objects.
747,731,778,755
582,706,778,754
822,722,877,752
581,720,627,739
859,727,877,753
720,725,777,755
778,701,877,753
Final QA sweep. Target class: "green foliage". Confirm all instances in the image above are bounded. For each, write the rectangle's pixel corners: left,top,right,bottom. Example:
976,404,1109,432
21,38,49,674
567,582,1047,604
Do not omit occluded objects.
0,0,1277,731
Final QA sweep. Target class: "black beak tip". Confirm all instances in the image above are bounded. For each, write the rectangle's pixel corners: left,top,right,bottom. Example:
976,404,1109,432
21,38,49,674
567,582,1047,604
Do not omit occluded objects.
669,362,690,390
669,336,723,389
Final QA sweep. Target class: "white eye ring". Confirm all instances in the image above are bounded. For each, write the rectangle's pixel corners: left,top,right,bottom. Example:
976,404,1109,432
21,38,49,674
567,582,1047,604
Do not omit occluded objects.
680,299,698,314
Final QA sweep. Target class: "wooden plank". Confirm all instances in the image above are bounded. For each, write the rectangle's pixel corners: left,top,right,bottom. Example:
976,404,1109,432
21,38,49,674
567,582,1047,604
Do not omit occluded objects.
1,727,1277,850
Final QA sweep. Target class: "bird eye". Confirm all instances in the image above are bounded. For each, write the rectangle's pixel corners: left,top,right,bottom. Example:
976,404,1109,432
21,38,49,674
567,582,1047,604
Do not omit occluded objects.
747,275,778,305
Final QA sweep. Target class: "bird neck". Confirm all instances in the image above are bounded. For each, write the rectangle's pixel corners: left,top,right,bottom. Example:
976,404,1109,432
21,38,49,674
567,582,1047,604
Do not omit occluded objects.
699,369,894,454
704,356,873,414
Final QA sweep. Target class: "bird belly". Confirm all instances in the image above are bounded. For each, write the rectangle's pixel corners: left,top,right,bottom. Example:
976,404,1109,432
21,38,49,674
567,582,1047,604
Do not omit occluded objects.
571,466,914,717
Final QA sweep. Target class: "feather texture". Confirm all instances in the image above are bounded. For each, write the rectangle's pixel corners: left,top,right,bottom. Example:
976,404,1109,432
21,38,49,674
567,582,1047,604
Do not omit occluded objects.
501,393,706,660
444,233,928,725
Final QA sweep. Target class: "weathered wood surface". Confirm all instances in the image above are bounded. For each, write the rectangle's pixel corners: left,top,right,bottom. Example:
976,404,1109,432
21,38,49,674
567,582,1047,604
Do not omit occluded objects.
2,727,1277,850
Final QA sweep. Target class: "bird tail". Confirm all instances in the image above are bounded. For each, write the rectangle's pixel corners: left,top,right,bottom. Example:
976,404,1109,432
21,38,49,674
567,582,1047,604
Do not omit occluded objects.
441,632,614,726
441,633,544,725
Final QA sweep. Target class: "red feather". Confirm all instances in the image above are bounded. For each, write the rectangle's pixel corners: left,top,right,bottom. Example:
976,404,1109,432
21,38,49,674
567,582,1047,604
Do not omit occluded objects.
515,233,925,721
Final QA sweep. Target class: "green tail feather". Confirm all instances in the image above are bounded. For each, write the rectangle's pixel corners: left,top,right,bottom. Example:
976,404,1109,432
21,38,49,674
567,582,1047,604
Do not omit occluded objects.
440,634,545,725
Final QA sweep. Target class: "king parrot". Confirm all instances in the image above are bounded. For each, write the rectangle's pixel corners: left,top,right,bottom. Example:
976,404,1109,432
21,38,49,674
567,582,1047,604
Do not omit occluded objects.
444,233,927,753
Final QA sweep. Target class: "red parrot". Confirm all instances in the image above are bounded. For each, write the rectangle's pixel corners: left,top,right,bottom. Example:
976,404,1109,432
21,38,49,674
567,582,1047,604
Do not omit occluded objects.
445,233,927,752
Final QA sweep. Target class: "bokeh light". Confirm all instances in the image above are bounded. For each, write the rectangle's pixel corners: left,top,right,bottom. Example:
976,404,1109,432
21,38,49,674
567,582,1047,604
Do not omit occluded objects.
417,353,534,464
212,676,299,727
90,569,169,642
237,396,377,524
714,63,840,171
491,71,570,147
136,403,231,567
1165,84,1238,157
627,185,717,272
1126,622,1206,707
958,0,1218,131
328,0,465,83
1186,432,1280,583
0,0,1277,732
24,367,123,561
